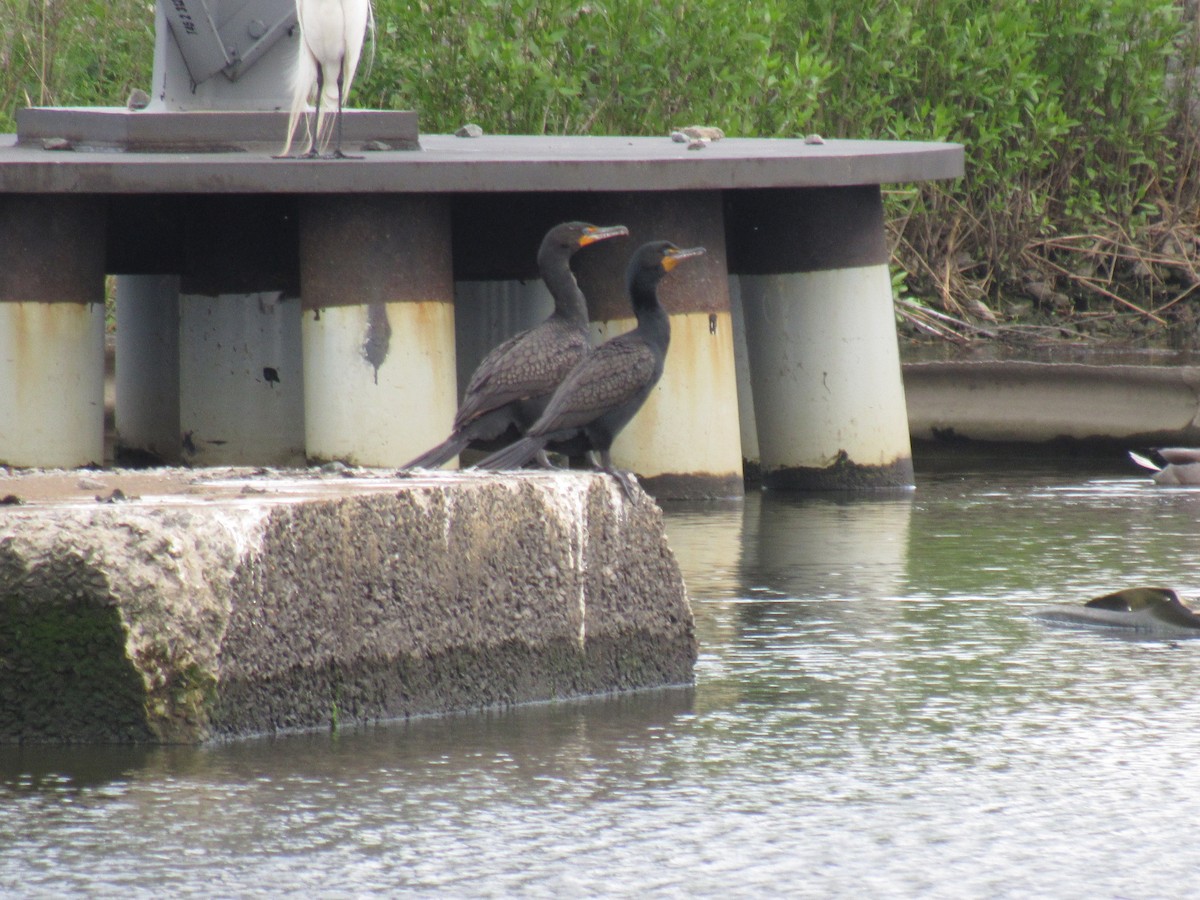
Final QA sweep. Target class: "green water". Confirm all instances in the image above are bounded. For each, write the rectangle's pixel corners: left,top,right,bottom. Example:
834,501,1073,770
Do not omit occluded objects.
4,463,1200,896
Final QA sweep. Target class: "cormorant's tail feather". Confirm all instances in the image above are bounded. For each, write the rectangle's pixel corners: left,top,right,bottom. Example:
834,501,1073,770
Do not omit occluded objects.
401,434,471,471
476,436,547,470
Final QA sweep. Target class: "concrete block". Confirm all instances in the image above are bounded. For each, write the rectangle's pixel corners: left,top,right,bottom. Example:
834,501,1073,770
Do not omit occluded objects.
0,469,695,743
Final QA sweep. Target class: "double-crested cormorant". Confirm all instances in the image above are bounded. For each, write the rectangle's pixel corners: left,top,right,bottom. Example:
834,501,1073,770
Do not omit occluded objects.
476,240,706,496
402,221,629,470
280,0,374,159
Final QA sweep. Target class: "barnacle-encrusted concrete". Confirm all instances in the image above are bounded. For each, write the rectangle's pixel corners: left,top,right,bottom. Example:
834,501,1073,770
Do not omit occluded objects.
0,468,696,743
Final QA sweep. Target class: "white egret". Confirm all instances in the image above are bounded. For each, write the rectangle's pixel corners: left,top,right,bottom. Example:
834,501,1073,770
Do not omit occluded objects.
280,0,374,159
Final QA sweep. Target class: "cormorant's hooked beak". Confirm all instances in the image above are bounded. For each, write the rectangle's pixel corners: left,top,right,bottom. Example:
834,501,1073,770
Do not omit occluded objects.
579,224,630,246
662,245,706,271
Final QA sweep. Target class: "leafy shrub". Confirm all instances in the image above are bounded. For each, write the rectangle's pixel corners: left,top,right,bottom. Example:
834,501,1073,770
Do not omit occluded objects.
365,0,833,136
0,0,152,124
361,0,1195,324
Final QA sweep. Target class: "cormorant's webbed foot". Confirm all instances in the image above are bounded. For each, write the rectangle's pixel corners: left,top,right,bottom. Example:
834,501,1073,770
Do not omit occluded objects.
535,449,562,469
601,467,643,504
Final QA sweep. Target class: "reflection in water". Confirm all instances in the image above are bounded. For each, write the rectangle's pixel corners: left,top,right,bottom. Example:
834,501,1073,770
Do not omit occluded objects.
904,470,1200,600
748,491,913,602
659,498,745,601
1,691,699,894
7,468,1200,895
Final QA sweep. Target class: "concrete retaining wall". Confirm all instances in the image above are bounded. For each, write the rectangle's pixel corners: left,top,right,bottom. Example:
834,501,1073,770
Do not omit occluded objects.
904,361,1200,446
0,469,696,743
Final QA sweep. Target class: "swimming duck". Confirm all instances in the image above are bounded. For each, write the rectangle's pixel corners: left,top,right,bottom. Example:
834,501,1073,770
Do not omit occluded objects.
1129,448,1200,484
1033,587,1200,636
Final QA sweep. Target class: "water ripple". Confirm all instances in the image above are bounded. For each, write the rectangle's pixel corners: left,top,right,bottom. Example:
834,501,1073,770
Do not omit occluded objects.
8,472,1200,894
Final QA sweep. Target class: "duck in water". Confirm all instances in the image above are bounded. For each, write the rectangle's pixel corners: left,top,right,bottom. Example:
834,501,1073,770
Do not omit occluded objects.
1129,448,1200,485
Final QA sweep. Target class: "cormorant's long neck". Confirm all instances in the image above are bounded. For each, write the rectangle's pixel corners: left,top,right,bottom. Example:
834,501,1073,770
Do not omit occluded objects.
629,273,671,349
540,251,589,328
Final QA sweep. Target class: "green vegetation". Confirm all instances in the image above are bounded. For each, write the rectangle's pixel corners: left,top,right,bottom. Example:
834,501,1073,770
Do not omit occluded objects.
3,0,1198,342
0,0,152,120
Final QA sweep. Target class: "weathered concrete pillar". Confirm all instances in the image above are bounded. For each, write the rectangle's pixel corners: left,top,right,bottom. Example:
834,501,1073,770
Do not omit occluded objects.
573,191,744,500
114,274,182,464
301,195,457,465
177,196,305,466
179,291,305,465
729,187,914,490
0,195,106,468
728,277,761,481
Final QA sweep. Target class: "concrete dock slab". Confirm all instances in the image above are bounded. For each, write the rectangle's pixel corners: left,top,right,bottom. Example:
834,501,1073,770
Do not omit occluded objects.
0,129,963,196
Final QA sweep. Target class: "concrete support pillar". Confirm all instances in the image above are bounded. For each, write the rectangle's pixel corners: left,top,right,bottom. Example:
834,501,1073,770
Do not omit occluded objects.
728,187,914,490
572,191,744,500
114,274,181,464
728,277,761,481
0,195,106,468
453,280,554,409
175,196,305,467
300,195,457,466
179,291,305,466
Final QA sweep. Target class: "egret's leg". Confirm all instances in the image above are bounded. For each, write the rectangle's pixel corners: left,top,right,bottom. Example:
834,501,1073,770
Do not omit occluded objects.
303,66,325,159
330,58,362,160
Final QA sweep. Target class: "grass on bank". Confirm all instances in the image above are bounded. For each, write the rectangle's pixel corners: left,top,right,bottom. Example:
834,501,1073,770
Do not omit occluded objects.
3,0,1199,348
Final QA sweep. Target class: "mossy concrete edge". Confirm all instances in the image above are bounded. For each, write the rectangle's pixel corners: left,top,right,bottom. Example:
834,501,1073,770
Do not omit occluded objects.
0,470,696,743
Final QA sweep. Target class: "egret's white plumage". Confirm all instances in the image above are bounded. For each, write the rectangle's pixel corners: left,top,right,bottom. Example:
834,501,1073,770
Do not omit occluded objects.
281,0,374,158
